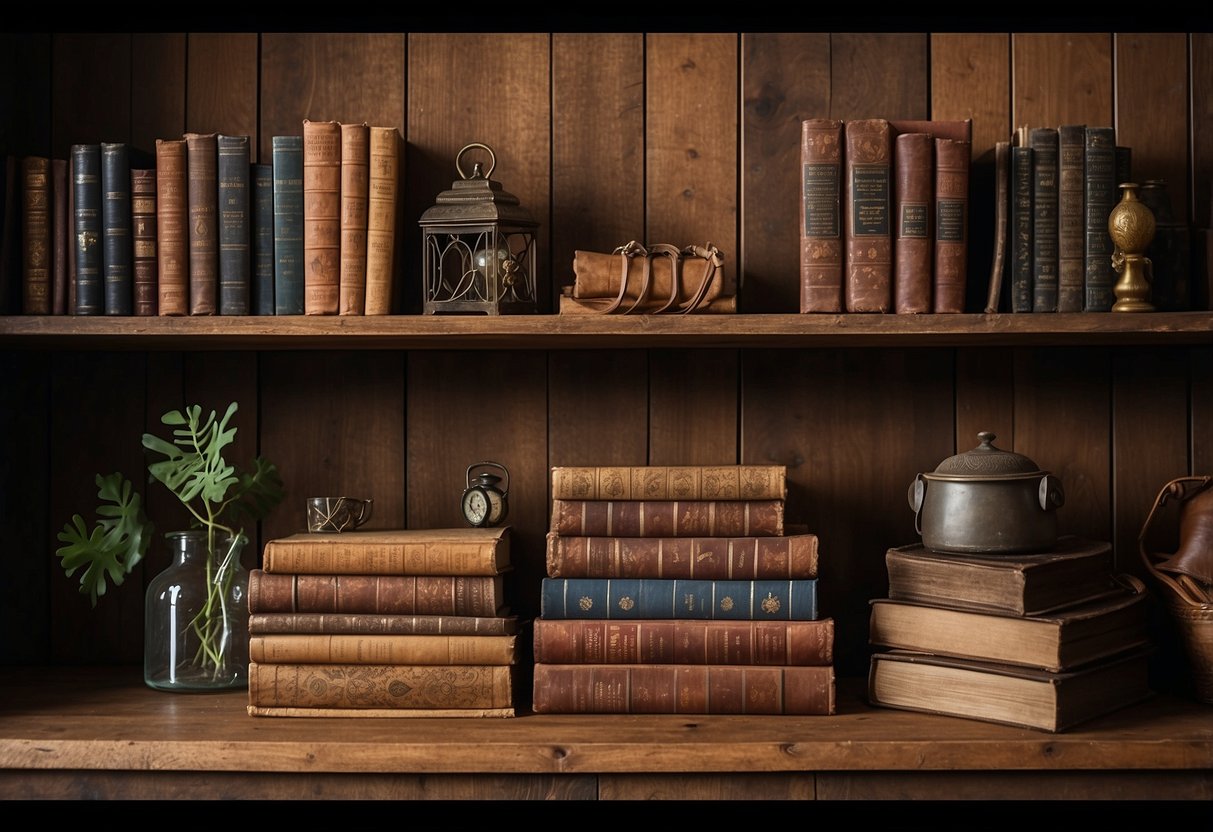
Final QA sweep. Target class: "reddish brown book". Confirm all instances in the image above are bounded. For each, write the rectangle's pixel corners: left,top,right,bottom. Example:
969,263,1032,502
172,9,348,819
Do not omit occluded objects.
532,618,834,666
799,117,844,313
66,165,75,315
262,527,510,576
933,136,971,313
339,122,369,315
365,125,399,316
249,633,518,665
247,569,507,617
551,464,786,501
844,118,892,313
549,499,785,538
51,158,67,314
154,138,188,315
531,663,835,714
544,532,817,579
892,132,933,314
21,156,51,314
184,132,218,315
248,612,521,636
302,119,341,315
131,168,157,316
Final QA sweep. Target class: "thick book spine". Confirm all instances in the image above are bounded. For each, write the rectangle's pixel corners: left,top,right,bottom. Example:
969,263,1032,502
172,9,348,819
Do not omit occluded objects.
544,532,818,579
1030,127,1059,312
216,134,251,315
184,133,219,315
154,138,188,316
1010,144,1034,312
249,633,517,665
100,142,131,315
539,578,818,620
271,136,304,314
799,118,844,313
248,662,515,710
248,612,521,636
51,158,67,314
532,618,835,665
550,499,785,538
130,168,157,316
21,156,51,314
302,119,341,315
248,570,505,617
1083,126,1117,312
262,536,508,576
71,144,102,316
531,663,836,715
251,163,274,315
932,137,970,313
551,464,787,501
365,126,399,316
1057,125,1086,312
892,132,933,314
985,140,1010,313
339,122,369,315
844,118,892,313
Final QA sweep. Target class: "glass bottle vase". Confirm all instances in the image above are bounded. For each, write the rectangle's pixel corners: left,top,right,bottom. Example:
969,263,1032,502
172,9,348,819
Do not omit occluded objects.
144,530,249,692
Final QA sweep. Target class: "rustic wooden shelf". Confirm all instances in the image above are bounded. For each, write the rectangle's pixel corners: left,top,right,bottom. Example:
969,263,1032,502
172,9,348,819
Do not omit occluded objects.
1,312,1211,351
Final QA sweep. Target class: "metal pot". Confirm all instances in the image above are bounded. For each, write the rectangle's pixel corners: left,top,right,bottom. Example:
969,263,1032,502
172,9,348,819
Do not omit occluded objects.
908,431,1065,554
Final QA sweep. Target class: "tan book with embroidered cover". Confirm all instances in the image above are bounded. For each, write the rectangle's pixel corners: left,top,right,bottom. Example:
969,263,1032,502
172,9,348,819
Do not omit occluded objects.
302,119,341,314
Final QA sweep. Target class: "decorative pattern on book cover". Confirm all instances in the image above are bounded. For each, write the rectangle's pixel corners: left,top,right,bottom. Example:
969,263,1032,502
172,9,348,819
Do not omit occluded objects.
251,163,274,315
302,119,341,315
1010,142,1034,312
799,118,844,313
71,144,102,315
21,156,50,314
154,138,188,315
339,122,369,315
365,125,399,316
1056,125,1086,312
540,578,818,620
248,662,515,710
51,158,67,314
1029,127,1059,312
249,633,518,666
551,465,786,501
550,499,784,538
248,570,506,617
262,527,510,576
217,134,251,315
272,136,304,315
531,663,835,715
932,137,970,313
532,618,834,666
892,132,932,314
100,142,131,315
184,133,219,315
985,141,1010,313
545,532,817,579
1083,126,1117,312
843,118,892,312
249,612,522,636
131,168,156,316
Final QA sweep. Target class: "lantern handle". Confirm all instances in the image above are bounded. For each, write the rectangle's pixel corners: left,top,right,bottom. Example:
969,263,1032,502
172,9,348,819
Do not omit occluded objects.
456,143,496,181
466,461,509,496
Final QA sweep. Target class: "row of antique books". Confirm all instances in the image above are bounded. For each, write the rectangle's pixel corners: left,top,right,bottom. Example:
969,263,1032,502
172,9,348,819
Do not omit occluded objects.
13,120,400,318
865,536,1154,732
532,464,836,715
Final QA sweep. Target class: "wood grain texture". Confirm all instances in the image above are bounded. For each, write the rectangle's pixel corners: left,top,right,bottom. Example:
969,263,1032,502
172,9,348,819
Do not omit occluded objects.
1195,348,1213,475
552,35,643,308
649,349,738,466
141,352,192,578
599,772,815,800
955,349,1015,461
0,33,51,157
741,33,830,313
131,34,185,157
1192,34,1213,228
1012,33,1113,130
186,34,257,155
51,34,130,158
930,33,1010,161
830,33,928,120
547,351,648,470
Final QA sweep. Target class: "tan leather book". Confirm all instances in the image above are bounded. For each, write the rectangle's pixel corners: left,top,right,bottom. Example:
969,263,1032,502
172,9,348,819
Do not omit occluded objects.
302,119,341,315
544,532,817,579
338,122,369,315
248,613,522,636
21,156,51,314
550,464,787,500
933,136,971,313
51,158,67,314
892,132,933,314
248,633,518,665
799,118,844,313
571,247,730,305
365,125,400,316
248,570,507,617
261,527,510,576
184,132,218,315
154,138,188,315
549,499,784,537
844,119,892,312
248,662,515,710
131,168,157,316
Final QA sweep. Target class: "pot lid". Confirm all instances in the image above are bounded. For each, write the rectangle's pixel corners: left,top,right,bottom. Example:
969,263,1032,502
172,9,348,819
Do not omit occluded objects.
928,432,1045,479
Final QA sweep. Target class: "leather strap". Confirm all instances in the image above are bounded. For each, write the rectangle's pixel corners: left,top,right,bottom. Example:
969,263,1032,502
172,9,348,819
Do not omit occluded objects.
572,241,724,315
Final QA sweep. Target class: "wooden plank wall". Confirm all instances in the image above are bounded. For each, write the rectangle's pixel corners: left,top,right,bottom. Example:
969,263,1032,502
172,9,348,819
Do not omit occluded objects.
1,32,1207,689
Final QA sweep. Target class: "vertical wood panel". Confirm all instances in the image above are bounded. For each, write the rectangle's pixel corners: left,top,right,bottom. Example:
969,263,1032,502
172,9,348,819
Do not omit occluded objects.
955,349,1015,457
51,34,130,157
186,34,258,154
600,773,815,800
548,352,649,468
0,33,51,157
649,350,738,465
1012,33,1113,129
741,33,831,313
1192,34,1213,228
131,34,185,157
142,352,190,580
830,34,928,120
1195,348,1213,475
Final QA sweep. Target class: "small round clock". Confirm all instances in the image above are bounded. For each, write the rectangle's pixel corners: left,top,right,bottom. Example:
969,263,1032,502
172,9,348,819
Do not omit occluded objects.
462,462,510,528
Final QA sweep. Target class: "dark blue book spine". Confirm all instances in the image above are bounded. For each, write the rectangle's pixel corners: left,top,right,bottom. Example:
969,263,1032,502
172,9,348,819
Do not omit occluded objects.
101,143,132,315
540,578,818,620
217,135,250,315
272,136,304,315
71,144,102,316
252,163,274,315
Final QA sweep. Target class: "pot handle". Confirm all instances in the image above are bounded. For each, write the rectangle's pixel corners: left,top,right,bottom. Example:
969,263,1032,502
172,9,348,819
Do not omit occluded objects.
908,474,926,535
1039,475,1065,511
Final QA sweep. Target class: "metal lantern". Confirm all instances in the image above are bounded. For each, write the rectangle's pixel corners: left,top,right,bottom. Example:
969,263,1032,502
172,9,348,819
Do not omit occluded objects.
419,142,538,315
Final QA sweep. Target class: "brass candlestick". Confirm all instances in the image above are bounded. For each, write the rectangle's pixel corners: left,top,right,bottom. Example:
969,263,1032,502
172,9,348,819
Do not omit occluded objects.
1108,182,1156,312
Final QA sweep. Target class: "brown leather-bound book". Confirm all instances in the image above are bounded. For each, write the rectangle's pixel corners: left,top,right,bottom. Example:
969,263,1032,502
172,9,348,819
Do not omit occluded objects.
933,136,971,313
184,132,218,315
21,156,51,314
558,293,736,314
154,138,188,315
844,118,892,312
551,464,786,500
799,118,844,313
66,165,75,314
247,570,507,617
339,122,369,315
248,633,518,665
261,527,510,576
302,119,341,315
248,662,515,712
985,140,1010,314
51,159,67,314
365,125,400,316
1057,125,1086,312
532,618,835,666
892,132,933,314
248,613,522,636
550,499,784,538
531,663,835,715
571,248,731,305
131,168,157,316
544,532,817,579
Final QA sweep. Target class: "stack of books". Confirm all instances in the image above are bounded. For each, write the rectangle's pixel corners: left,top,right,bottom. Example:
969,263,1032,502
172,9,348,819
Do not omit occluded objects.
245,527,520,718
531,464,836,715
866,536,1155,732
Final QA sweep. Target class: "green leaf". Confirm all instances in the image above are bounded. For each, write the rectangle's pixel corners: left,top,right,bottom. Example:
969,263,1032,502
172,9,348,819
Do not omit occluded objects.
55,473,153,607
225,457,287,528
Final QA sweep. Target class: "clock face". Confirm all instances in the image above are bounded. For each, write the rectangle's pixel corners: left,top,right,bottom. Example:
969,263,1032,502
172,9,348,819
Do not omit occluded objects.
463,489,489,526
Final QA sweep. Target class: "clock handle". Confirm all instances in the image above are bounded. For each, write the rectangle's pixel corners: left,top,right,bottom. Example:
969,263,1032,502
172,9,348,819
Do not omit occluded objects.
466,461,510,496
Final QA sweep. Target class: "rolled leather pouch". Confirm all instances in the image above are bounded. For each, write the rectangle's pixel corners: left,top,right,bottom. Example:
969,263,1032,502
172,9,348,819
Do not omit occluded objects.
570,241,727,314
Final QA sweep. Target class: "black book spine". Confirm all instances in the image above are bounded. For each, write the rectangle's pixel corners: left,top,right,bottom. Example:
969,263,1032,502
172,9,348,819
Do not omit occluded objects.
272,136,304,315
252,163,275,315
217,135,251,315
1010,145,1033,313
1083,127,1117,312
100,142,131,315
71,144,103,316
1029,127,1059,312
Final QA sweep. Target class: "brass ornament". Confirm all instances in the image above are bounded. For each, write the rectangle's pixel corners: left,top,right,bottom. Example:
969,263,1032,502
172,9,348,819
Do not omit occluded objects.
1109,182,1157,312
